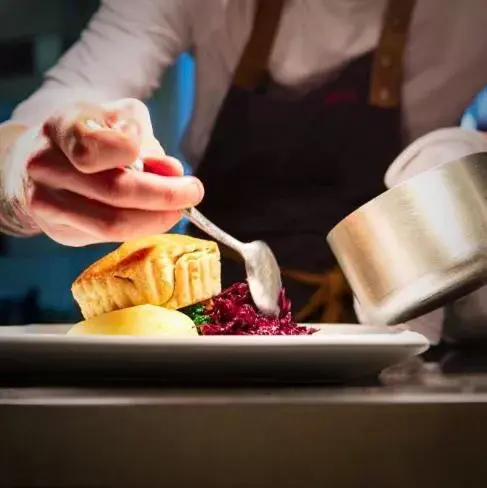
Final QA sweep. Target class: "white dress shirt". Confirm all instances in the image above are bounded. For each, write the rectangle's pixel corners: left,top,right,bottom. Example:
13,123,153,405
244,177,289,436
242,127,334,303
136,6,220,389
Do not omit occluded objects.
11,0,487,166
8,0,487,342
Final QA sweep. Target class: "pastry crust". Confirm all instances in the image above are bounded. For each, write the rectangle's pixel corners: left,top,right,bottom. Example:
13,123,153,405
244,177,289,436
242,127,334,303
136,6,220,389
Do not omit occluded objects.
72,234,221,319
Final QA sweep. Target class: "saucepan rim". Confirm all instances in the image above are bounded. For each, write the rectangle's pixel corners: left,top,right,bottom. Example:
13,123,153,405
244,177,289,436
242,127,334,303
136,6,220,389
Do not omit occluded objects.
326,151,487,242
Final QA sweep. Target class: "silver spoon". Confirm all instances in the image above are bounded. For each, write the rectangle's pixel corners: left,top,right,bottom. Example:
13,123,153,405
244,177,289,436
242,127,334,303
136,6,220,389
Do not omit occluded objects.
183,207,282,316
126,158,281,316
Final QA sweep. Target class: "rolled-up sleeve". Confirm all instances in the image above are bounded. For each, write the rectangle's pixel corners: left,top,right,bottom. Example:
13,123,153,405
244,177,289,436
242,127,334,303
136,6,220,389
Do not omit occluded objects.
11,0,191,126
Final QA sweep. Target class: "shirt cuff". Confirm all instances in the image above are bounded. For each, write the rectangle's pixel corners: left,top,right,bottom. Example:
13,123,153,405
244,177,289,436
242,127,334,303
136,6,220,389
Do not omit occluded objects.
385,127,487,188
353,297,443,345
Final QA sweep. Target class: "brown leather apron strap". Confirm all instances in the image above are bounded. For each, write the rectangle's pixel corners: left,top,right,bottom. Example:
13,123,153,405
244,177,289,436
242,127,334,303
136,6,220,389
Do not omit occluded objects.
233,0,286,89
234,0,416,102
282,268,351,323
369,0,416,108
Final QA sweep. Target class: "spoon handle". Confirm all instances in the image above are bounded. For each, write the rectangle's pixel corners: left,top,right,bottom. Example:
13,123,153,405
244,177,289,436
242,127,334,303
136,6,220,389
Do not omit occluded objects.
183,207,244,253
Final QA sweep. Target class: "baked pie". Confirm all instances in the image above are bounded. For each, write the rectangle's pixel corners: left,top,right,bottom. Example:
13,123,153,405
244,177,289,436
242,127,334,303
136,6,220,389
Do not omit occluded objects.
72,234,221,319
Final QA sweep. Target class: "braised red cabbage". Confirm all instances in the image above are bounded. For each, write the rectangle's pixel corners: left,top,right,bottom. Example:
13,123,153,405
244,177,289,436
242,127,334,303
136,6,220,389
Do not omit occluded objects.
198,282,315,335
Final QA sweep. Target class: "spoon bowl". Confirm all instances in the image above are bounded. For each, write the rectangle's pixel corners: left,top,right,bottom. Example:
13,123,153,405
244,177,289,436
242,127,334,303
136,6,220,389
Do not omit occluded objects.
242,241,282,316
183,208,282,316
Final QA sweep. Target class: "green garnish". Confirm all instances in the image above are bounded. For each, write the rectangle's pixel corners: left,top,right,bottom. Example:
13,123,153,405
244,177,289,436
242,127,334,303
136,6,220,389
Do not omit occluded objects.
182,304,211,327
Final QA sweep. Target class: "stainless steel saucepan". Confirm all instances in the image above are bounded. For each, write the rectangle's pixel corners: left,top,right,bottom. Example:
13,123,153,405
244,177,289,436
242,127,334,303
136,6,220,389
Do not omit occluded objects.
327,152,487,325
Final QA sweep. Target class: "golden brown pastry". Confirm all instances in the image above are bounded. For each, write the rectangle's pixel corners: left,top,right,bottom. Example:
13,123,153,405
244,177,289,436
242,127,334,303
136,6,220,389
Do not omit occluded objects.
72,234,221,319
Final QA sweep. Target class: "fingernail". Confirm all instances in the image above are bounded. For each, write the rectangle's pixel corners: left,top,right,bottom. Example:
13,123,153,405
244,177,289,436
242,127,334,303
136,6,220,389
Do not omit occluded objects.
190,178,205,203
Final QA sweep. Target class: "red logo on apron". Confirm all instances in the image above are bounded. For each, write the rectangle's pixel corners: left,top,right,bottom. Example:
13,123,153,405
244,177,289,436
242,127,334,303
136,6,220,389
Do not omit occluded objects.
324,89,359,105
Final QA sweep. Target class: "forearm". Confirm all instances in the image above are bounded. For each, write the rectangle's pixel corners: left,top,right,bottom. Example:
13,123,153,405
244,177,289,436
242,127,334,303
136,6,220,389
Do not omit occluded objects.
0,123,40,237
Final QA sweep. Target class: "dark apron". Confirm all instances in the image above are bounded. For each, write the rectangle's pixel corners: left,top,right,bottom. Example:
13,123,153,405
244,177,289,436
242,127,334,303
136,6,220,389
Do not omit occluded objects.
188,0,416,322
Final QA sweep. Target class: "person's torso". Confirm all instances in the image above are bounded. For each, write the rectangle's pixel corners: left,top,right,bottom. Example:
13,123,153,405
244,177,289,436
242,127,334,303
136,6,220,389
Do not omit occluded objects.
182,0,487,166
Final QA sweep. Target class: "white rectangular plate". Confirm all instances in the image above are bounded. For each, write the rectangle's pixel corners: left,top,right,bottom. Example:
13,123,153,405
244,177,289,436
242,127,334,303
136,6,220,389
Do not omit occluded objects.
0,324,429,382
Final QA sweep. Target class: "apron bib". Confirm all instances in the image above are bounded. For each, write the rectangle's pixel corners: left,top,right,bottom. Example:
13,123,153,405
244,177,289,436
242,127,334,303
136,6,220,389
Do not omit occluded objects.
188,0,416,322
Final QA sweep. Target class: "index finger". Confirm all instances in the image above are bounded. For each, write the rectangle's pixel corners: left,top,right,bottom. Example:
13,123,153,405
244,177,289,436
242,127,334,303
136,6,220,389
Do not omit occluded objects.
43,101,143,174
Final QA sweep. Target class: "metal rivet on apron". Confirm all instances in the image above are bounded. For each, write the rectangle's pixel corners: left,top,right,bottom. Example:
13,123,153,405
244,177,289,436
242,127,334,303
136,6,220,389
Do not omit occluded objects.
380,55,392,68
379,87,390,101
392,18,402,29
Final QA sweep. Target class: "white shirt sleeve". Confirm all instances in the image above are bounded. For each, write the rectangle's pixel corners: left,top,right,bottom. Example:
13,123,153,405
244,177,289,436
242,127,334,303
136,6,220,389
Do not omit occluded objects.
383,127,487,344
11,0,192,127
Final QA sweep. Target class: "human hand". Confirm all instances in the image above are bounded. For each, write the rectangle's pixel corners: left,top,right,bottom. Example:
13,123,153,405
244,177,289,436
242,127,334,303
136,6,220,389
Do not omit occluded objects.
2,98,203,246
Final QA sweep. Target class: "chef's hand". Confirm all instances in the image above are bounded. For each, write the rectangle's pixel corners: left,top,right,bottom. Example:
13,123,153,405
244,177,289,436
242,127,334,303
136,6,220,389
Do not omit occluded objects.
2,99,204,246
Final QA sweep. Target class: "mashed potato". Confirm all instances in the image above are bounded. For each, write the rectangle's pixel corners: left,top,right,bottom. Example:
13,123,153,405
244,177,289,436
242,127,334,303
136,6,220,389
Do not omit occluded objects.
67,304,198,337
